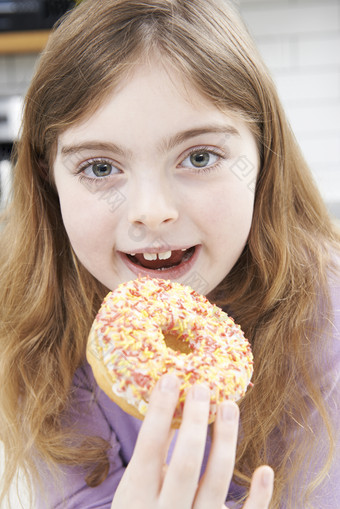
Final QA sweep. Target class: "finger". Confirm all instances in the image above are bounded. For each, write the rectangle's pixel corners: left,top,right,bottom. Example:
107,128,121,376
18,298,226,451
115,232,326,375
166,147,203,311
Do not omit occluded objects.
129,374,180,491
194,401,240,509
160,384,210,508
243,466,274,509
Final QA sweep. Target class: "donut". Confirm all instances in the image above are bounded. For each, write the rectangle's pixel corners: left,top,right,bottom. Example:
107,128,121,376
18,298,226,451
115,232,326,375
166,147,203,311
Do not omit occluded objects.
86,276,253,428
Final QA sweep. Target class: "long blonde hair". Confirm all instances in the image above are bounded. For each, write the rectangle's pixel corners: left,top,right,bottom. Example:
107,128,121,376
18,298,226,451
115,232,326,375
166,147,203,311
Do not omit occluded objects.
0,0,339,507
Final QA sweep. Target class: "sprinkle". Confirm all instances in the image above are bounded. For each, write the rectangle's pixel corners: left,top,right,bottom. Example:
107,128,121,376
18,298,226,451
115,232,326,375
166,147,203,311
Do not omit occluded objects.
87,276,253,424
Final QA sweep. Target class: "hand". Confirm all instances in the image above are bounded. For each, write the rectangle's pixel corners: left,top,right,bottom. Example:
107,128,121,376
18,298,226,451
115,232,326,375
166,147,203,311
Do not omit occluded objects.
111,374,274,509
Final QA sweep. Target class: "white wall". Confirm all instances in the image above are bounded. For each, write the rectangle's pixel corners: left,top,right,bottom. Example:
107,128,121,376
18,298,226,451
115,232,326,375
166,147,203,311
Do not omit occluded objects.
237,0,340,218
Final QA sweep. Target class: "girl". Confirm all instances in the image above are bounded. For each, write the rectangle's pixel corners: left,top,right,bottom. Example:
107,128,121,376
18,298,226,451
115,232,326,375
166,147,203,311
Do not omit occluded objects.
0,0,339,507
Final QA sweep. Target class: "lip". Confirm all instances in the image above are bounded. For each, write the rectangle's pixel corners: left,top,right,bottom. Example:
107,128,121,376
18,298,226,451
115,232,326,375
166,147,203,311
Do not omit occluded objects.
117,245,201,279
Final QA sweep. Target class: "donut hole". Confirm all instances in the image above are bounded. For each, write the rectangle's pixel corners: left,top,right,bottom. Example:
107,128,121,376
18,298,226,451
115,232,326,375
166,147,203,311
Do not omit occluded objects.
163,333,192,354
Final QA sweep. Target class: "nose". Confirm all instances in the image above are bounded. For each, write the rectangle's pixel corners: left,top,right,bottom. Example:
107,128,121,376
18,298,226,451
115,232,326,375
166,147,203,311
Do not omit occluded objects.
127,177,179,231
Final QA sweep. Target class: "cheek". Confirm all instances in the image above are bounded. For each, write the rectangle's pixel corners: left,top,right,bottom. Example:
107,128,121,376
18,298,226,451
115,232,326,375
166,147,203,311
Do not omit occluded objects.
57,185,119,255
190,178,255,232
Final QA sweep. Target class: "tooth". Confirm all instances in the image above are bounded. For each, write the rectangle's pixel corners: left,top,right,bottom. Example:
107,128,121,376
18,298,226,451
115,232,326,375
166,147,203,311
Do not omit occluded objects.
158,251,172,260
130,253,136,256
143,253,157,261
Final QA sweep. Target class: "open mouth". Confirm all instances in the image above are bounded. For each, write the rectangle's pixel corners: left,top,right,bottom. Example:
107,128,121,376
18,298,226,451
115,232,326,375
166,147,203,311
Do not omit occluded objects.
125,246,196,271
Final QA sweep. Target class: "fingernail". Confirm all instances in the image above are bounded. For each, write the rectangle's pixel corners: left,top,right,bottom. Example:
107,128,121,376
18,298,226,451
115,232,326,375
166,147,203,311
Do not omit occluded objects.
192,384,210,401
160,374,178,393
261,467,274,488
221,401,238,421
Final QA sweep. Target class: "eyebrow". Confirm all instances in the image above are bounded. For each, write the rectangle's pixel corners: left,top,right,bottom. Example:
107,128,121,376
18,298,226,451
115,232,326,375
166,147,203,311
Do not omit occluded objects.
60,124,240,158
161,124,240,152
61,141,130,158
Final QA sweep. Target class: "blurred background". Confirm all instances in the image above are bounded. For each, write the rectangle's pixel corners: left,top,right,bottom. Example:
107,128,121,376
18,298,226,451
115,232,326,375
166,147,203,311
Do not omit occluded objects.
0,0,339,506
0,0,76,214
238,0,340,220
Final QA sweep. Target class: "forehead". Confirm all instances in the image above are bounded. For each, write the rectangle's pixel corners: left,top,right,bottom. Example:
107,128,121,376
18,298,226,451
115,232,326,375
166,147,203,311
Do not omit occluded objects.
57,58,249,147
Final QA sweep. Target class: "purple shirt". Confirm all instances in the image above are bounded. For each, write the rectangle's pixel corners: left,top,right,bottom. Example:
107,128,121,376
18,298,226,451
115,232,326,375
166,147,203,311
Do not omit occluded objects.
37,274,340,508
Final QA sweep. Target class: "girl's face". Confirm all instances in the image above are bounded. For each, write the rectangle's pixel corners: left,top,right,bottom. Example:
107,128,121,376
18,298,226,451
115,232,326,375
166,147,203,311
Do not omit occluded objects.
53,60,259,294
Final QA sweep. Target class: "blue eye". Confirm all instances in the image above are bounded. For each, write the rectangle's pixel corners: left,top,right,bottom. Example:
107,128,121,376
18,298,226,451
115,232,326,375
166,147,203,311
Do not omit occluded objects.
91,162,113,177
181,150,220,169
80,159,121,178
